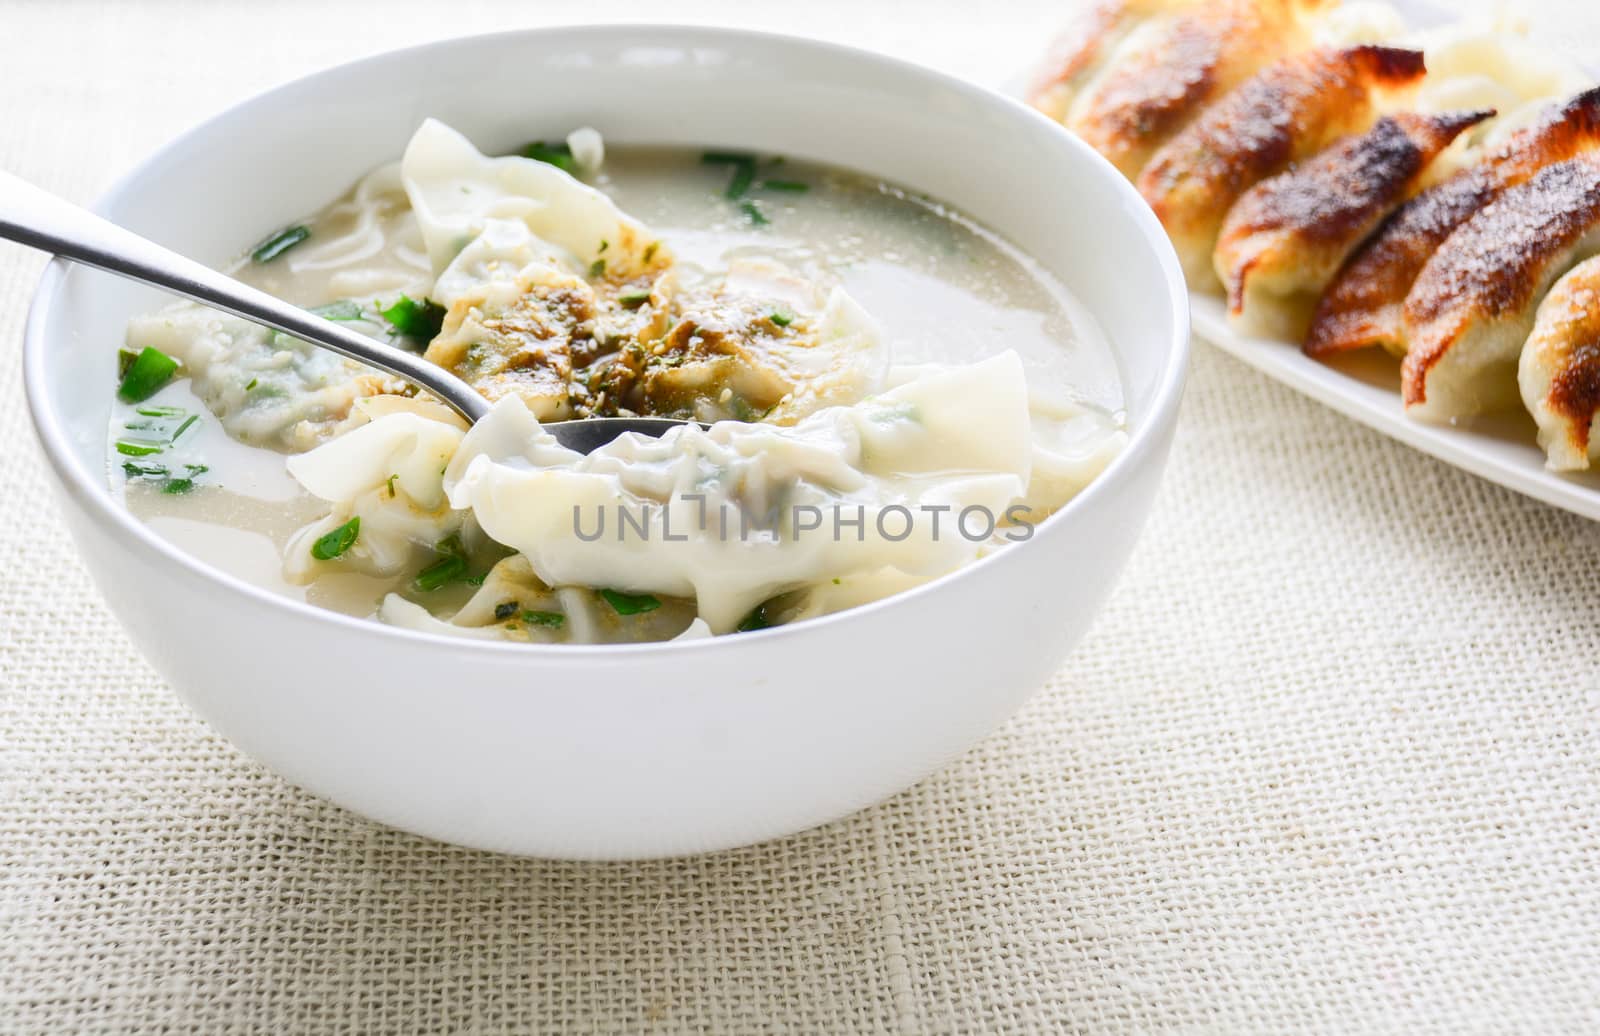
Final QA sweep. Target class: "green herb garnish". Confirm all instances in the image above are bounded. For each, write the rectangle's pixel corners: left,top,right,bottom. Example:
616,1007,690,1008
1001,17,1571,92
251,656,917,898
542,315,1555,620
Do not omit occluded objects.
599,588,661,616
117,346,179,403
617,289,652,308
413,554,468,592
702,151,758,199
769,310,794,328
524,140,576,174
250,224,310,263
385,473,399,499
589,258,606,279
736,602,775,633
114,438,164,457
493,601,519,621
740,200,769,226
245,378,259,391
122,462,168,479
412,533,470,591
380,294,446,341
310,516,360,561
135,404,186,418
169,414,200,442
160,478,196,495
310,300,363,321
642,241,659,264
522,610,565,629
760,179,809,192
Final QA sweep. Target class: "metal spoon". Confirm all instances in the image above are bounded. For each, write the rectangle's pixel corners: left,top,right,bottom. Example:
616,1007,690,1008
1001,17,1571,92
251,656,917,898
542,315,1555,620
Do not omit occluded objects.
0,169,689,451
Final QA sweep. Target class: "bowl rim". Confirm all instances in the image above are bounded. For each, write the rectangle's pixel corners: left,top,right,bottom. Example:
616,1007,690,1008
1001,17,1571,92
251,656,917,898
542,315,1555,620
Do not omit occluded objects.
23,21,1190,658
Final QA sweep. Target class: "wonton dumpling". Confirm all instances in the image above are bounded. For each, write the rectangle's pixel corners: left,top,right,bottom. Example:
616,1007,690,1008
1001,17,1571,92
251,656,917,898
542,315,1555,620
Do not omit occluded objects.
1137,45,1426,289
440,354,1034,632
1305,87,1600,358
400,118,660,277
1058,0,1326,180
283,405,467,581
1214,109,1490,340
126,303,404,452
1401,156,1600,420
1519,255,1600,470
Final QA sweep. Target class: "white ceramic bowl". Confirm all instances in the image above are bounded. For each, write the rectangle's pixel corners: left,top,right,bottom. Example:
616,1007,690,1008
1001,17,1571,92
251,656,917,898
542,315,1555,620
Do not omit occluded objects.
24,25,1188,859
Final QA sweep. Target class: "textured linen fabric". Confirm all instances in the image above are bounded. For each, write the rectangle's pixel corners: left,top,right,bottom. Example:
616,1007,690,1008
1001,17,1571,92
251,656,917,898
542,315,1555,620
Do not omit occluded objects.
2,1,1598,1032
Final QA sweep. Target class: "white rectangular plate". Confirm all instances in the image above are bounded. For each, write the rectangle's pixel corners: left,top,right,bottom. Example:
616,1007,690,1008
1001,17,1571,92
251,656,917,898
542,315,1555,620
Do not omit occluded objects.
1191,296,1600,520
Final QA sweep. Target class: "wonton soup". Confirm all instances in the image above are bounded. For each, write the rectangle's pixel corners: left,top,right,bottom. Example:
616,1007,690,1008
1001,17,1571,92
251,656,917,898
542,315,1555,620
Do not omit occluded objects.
110,120,1126,644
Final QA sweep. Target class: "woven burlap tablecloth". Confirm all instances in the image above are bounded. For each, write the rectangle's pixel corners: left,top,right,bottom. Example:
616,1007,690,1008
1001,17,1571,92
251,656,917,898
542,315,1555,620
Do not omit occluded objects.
3,1,1598,1032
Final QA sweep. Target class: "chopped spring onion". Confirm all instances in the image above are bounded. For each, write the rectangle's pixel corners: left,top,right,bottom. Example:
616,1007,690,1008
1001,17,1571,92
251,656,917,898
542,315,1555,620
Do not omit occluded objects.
736,603,775,633
741,200,769,226
169,414,200,442
250,224,310,263
310,517,360,561
599,588,661,616
114,438,164,457
245,378,259,392
122,462,168,479
310,300,363,321
385,473,399,499
413,554,468,592
589,258,606,279
524,140,576,174
642,241,659,264
523,610,565,629
493,601,519,621
117,346,179,403
769,310,794,328
413,533,470,591
617,289,652,308
702,151,758,200
380,295,446,340
160,478,196,495
136,404,186,418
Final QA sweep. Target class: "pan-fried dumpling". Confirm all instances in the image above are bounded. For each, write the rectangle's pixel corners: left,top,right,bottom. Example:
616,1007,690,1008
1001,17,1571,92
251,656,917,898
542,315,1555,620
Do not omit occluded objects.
1305,87,1600,357
1401,156,1600,420
1027,0,1195,123
1519,255,1600,470
1138,45,1426,288
1054,0,1326,180
1214,109,1491,340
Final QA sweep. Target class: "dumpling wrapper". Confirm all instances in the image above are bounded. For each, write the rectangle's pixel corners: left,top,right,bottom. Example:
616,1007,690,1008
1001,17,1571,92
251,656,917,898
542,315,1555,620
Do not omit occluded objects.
1401,155,1600,420
126,302,403,452
1519,254,1600,471
1137,45,1427,290
440,353,1035,632
283,406,467,581
400,118,661,278
1214,109,1490,341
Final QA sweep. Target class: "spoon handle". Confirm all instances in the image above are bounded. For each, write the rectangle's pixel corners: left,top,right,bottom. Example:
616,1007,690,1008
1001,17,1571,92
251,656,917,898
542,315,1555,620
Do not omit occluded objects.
0,169,490,423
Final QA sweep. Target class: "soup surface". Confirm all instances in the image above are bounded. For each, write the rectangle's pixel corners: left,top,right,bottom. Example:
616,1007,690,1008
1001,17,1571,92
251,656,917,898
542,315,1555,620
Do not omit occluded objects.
110,122,1125,643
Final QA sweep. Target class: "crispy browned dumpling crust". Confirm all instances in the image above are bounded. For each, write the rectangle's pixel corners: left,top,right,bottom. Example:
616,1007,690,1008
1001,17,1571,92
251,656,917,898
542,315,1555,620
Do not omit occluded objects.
1138,45,1427,285
1401,156,1600,411
1305,86,1600,357
1521,256,1600,466
1216,109,1491,327
1065,0,1323,179
1026,0,1144,120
